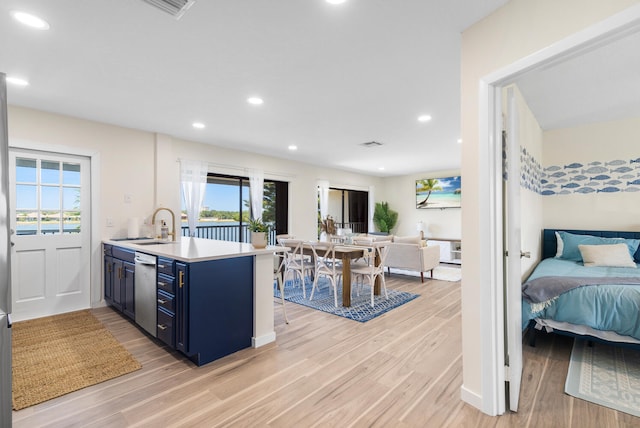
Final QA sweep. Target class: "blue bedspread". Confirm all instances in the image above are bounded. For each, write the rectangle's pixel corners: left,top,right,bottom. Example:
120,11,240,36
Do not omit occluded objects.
521,258,640,340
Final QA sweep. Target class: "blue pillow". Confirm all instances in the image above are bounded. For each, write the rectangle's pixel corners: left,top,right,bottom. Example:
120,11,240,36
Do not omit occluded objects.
556,231,640,262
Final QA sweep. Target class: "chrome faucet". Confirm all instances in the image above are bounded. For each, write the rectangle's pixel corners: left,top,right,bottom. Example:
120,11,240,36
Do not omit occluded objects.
151,207,176,241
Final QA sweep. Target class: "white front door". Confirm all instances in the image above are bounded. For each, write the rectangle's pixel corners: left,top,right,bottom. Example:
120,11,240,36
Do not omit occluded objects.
9,148,91,321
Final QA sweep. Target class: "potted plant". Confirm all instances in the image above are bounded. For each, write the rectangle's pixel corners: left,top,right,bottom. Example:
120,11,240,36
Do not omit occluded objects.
373,201,398,234
248,218,269,248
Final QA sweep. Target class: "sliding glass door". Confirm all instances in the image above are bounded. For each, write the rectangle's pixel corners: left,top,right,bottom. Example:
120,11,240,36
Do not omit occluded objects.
325,188,368,234
181,173,288,244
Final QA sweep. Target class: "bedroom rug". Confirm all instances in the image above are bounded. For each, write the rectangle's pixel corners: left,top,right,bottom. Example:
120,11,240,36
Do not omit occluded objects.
565,338,640,417
275,277,419,322
12,309,142,410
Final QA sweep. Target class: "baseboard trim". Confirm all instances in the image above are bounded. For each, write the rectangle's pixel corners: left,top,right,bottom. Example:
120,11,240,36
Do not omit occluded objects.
460,385,483,410
252,331,276,348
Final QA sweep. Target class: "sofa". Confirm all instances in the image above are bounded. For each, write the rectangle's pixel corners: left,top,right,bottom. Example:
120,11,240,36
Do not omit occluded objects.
383,235,440,283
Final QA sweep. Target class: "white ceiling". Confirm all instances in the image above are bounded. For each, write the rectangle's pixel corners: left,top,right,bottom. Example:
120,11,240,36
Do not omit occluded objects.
515,29,640,131
0,0,510,177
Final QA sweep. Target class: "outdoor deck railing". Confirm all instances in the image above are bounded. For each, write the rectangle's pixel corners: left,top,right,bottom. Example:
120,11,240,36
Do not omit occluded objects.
181,224,278,245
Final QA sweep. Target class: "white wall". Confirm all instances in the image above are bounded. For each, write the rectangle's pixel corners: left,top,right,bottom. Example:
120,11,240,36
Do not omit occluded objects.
8,106,385,239
381,169,461,239
7,105,386,300
543,116,640,231
461,0,639,412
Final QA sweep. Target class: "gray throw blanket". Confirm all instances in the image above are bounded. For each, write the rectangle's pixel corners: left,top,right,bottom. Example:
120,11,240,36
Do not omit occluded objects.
522,276,640,304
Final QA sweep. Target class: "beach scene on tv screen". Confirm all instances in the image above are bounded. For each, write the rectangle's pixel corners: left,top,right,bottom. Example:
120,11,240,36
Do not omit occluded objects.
416,176,461,209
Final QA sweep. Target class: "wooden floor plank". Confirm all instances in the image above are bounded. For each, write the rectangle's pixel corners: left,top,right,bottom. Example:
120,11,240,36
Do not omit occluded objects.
11,269,640,427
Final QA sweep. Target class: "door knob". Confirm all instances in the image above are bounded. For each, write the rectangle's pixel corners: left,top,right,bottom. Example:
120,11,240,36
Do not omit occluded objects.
521,251,531,258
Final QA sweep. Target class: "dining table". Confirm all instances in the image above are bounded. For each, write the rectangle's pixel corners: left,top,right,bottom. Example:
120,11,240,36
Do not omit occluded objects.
280,241,381,307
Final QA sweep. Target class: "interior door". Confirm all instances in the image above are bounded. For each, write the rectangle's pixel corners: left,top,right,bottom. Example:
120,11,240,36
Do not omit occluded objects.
9,148,91,321
505,87,523,411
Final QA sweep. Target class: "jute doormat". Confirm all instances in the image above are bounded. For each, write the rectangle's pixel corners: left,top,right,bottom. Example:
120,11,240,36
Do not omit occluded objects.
12,309,142,410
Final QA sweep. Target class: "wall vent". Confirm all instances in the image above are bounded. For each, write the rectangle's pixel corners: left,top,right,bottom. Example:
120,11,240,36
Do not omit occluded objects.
141,0,196,19
360,141,383,148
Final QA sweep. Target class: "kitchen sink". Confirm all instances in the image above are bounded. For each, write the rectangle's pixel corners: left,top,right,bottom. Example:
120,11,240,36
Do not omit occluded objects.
134,241,177,245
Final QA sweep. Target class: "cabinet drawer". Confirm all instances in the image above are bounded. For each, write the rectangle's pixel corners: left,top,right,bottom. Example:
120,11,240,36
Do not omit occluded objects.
157,290,175,313
103,244,113,256
112,246,135,263
157,273,175,294
157,308,175,348
157,257,175,276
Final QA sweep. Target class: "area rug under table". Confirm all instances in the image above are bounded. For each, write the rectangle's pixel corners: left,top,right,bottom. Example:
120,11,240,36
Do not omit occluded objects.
275,277,419,322
565,338,640,417
12,309,142,410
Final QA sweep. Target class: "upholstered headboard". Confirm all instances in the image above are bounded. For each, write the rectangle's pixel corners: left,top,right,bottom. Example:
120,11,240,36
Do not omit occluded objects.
542,229,640,260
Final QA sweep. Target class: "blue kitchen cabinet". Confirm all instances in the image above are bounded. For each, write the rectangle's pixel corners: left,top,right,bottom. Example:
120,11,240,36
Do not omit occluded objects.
173,257,254,366
103,244,135,320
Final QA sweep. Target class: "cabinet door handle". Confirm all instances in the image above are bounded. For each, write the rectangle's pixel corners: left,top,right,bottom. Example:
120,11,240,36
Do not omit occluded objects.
179,270,184,289
158,264,165,268
157,324,167,331
118,267,122,279
158,281,166,287
157,299,167,304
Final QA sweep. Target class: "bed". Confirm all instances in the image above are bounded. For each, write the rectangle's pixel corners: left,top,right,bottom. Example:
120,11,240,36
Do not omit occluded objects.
522,229,640,345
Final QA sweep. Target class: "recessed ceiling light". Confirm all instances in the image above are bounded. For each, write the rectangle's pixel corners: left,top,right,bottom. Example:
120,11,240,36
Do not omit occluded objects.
417,114,432,122
247,97,264,105
11,11,50,30
326,0,347,4
6,76,29,86
288,145,298,151
378,166,385,171
457,138,462,144
192,122,205,129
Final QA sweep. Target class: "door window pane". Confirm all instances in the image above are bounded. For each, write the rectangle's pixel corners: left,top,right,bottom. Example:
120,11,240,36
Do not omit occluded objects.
41,186,60,210
63,211,81,234
16,158,37,182
62,187,80,210
62,162,81,185
41,161,60,184
15,184,37,209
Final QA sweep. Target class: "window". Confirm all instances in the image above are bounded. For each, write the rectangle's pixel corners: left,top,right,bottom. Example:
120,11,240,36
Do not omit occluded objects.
181,173,288,243
15,157,82,235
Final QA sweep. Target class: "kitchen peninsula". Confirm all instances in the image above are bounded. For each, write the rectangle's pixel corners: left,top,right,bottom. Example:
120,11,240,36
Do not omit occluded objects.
103,237,283,366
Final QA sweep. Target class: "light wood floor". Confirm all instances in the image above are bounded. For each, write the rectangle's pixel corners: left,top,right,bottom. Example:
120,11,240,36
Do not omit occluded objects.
12,270,640,427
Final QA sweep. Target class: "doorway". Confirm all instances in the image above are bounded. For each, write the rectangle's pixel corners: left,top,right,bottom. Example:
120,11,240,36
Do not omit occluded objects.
477,7,640,415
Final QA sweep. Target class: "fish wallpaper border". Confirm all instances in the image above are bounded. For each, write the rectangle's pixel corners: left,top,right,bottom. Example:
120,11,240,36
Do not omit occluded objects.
515,148,640,196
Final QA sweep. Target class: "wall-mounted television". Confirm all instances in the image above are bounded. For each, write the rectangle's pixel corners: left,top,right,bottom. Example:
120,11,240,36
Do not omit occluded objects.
416,176,461,209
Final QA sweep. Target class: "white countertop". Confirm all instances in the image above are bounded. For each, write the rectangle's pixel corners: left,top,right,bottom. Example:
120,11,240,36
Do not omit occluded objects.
104,237,284,263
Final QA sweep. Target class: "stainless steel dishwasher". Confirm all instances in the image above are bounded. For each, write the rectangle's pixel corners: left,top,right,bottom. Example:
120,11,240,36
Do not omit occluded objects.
134,252,157,337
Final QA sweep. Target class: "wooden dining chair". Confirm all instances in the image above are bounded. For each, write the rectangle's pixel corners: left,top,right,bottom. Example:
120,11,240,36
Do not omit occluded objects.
308,241,342,307
279,238,315,298
273,253,289,324
350,243,390,307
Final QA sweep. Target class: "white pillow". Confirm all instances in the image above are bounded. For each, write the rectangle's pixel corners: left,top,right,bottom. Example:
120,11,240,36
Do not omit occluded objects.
578,243,637,268
555,231,564,258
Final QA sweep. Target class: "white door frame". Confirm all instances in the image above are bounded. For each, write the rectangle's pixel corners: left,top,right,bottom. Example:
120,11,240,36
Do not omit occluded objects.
477,4,640,415
9,139,102,308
